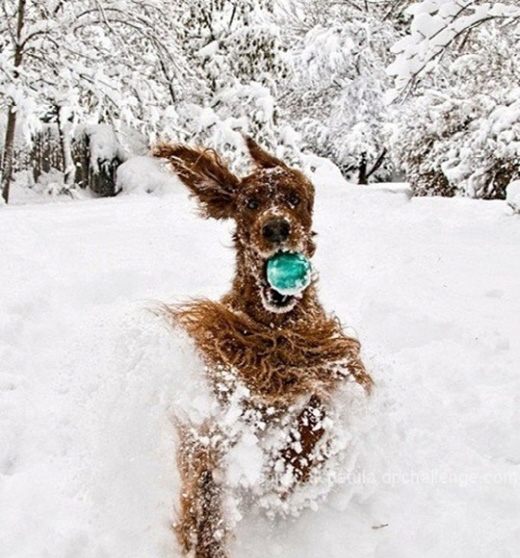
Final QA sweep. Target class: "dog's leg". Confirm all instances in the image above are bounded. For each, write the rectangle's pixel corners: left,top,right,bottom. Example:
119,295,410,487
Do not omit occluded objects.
280,394,325,485
175,424,229,558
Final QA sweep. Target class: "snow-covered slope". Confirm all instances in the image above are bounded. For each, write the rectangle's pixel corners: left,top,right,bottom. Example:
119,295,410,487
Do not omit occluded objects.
1,185,519,558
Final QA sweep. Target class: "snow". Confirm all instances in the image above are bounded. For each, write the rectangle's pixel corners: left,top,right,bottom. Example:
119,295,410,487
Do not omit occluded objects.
388,0,520,99
9,170,95,205
303,153,350,188
116,156,183,196
506,180,520,213
78,124,128,172
1,180,520,557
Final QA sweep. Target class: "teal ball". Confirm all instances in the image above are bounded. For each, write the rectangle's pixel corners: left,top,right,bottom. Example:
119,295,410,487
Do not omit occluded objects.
266,252,311,295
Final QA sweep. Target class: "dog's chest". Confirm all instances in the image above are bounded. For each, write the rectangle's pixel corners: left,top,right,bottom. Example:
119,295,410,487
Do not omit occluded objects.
204,361,366,517
171,311,369,516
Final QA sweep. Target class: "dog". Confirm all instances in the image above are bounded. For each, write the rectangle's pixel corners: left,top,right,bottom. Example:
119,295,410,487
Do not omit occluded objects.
154,137,373,558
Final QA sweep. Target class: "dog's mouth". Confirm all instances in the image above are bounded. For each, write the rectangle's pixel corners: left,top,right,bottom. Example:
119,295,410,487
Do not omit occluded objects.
257,250,311,313
261,282,298,312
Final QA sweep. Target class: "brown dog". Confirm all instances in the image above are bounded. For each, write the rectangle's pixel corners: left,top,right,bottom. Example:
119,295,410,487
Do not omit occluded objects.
154,138,372,558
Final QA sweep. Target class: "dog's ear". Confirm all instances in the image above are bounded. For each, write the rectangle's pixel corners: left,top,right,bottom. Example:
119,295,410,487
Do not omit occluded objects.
245,136,287,170
153,143,239,219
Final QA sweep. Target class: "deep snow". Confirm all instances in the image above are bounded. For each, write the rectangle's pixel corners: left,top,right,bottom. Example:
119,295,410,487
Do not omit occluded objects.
1,181,519,558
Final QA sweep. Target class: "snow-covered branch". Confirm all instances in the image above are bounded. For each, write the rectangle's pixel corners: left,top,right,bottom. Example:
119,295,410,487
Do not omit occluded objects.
388,1,520,100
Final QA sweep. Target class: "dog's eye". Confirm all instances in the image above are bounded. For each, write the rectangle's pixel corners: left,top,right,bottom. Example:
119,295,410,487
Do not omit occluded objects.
246,198,259,210
287,193,300,207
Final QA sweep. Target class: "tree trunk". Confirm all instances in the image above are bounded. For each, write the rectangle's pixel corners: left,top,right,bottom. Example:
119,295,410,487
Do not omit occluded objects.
1,0,27,204
358,153,368,185
58,106,74,185
366,148,387,182
1,109,18,203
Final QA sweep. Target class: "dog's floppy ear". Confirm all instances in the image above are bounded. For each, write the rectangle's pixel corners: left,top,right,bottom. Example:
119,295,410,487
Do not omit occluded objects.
245,136,287,170
154,143,239,219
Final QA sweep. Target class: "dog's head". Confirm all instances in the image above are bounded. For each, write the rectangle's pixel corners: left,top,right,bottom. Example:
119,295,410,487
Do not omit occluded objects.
154,138,316,313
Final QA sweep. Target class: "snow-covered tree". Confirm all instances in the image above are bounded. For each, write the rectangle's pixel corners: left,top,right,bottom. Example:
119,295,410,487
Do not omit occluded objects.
160,0,296,173
388,0,520,101
0,0,195,202
388,1,520,199
279,0,401,183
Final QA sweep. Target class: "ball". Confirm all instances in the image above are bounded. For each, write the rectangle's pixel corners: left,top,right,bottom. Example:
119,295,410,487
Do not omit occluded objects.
266,252,312,295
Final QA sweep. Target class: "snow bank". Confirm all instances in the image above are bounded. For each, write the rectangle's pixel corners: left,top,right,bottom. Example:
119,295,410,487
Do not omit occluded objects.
303,153,350,189
302,154,412,197
364,182,413,197
8,170,95,205
1,185,519,557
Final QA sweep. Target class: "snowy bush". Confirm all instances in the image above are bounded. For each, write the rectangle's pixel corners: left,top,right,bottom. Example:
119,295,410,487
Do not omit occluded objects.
159,1,297,173
388,0,520,101
171,82,301,175
181,2,287,91
389,95,456,197
391,87,520,199
0,0,196,202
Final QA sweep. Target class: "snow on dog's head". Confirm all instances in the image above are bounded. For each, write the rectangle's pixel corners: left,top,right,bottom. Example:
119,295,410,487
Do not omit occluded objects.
154,137,317,315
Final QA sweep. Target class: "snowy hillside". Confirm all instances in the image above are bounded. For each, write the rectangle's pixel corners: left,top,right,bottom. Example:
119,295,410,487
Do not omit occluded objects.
1,184,519,558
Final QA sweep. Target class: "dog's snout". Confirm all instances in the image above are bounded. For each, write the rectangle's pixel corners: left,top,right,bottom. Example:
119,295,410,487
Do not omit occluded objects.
262,219,291,243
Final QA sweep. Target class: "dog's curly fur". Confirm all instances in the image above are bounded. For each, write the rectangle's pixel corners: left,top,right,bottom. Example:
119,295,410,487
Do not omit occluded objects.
171,299,371,403
155,138,372,558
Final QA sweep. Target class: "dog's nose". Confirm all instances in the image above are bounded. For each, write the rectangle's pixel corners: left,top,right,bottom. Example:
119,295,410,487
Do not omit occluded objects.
262,218,291,243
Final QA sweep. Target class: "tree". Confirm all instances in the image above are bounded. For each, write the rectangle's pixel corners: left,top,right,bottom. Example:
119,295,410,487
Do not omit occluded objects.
278,0,401,184
388,1,520,198
0,0,194,202
162,0,295,173
1,0,26,203
387,0,520,101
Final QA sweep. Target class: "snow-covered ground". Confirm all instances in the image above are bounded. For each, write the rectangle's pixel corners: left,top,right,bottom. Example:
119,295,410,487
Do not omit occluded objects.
1,182,519,558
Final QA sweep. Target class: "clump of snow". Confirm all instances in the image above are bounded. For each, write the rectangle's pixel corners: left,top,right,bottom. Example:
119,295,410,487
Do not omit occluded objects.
227,430,265,489
303,153,351,189
116,156,183,196
507,180,520,213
